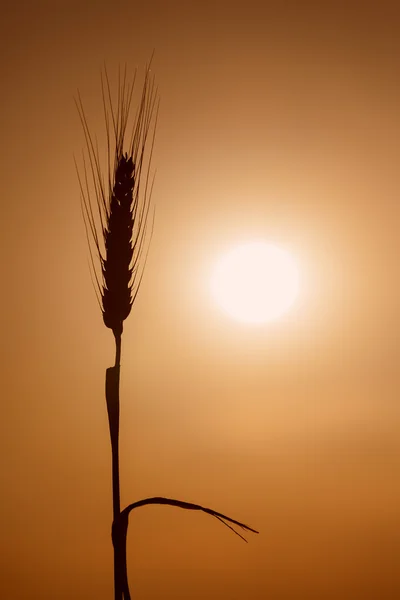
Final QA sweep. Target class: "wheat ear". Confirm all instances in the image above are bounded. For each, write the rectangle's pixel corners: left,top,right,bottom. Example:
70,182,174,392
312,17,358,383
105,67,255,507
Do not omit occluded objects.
76,65,157,341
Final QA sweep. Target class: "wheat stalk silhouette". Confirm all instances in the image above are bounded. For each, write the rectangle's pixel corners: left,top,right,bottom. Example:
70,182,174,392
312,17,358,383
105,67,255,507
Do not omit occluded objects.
75,63,258,600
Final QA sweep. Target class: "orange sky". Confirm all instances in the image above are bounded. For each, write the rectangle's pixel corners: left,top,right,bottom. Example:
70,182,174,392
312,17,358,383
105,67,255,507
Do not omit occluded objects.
1,1,400,598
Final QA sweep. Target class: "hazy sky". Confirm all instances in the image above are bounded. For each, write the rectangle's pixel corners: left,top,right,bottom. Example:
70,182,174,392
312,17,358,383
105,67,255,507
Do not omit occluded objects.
1,1,400,598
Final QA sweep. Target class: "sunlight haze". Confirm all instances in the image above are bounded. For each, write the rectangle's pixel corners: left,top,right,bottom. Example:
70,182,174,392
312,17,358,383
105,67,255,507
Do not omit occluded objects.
1,1,399,599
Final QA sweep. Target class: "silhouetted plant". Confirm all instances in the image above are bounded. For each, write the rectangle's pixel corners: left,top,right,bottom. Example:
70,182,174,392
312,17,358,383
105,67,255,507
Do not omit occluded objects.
76,64,258,600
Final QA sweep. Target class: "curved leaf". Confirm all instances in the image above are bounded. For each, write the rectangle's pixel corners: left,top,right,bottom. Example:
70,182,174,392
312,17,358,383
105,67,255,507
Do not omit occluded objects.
112,496,259,599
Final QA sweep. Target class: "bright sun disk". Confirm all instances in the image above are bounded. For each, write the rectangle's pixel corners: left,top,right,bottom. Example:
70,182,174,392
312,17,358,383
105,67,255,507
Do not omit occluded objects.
210,241,300,323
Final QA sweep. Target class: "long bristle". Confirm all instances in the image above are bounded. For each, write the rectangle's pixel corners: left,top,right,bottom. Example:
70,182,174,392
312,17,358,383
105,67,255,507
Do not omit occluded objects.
75,65,158,338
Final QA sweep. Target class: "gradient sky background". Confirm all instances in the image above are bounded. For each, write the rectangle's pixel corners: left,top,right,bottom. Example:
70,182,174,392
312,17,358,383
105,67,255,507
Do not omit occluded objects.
1,1,400,598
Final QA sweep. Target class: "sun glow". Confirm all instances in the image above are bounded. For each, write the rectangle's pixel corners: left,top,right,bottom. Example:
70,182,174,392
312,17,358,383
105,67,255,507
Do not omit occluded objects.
211,241,300,324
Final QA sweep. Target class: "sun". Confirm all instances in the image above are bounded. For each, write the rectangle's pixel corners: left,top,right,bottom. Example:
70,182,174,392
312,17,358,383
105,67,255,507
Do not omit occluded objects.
210,241,300,324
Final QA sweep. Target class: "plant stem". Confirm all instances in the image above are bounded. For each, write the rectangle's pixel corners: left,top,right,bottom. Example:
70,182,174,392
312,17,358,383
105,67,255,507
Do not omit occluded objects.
106,333,122,600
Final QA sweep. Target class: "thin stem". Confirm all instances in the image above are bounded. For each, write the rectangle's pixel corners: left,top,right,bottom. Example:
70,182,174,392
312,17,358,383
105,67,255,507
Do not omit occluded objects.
106,332,123,599
115,332,122,368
